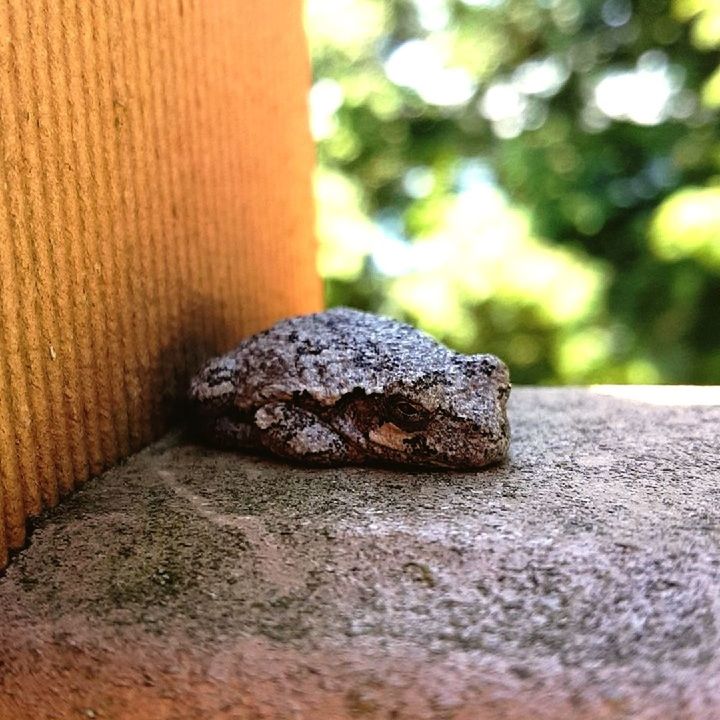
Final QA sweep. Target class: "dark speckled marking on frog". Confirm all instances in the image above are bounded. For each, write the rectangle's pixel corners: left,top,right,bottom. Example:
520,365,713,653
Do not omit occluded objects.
189,308,511,468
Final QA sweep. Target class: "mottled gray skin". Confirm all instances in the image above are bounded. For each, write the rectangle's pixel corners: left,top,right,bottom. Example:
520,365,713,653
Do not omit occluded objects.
189,308,511,468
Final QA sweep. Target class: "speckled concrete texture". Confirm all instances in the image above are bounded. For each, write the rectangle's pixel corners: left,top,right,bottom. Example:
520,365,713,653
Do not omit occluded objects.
1,387,719,719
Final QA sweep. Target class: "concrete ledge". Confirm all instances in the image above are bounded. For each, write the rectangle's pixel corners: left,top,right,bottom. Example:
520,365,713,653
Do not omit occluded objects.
1,387,719,719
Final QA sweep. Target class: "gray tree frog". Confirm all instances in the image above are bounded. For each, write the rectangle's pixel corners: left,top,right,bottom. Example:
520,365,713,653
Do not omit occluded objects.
189,308,510,468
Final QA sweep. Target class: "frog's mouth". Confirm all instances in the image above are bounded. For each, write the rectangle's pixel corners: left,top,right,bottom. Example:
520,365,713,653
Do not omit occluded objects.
368,422,415,452
367,420,505,469
367,422,457,468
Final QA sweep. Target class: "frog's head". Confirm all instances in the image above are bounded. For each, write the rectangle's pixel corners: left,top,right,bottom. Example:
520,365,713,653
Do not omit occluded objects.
333,354,511,469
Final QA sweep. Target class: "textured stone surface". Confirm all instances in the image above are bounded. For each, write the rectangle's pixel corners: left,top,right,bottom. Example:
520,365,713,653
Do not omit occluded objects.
1,387,719,719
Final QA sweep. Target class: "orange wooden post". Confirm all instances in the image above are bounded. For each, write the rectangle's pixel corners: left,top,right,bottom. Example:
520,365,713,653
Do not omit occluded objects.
0,0,321,566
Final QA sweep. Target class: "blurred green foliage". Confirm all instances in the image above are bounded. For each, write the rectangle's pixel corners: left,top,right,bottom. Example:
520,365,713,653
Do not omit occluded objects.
305,0,720,384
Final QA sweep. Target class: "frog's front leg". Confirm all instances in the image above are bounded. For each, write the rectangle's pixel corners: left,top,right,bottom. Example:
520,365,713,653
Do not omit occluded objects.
254,402,360,465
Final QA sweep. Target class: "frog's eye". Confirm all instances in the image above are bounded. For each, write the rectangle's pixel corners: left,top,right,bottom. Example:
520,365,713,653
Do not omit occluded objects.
386,395,430,431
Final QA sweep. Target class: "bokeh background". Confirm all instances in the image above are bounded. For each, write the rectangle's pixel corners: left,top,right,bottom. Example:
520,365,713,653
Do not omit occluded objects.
304,0,720,385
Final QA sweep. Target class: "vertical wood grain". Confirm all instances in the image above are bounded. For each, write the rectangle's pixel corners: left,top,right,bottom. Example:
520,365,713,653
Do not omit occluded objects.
0,0,321,565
